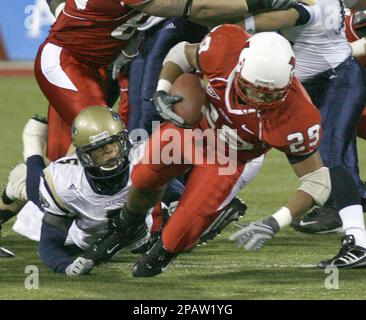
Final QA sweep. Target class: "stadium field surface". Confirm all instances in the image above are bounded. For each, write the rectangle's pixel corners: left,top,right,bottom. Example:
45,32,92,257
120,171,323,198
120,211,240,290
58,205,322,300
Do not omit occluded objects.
0,77,366,300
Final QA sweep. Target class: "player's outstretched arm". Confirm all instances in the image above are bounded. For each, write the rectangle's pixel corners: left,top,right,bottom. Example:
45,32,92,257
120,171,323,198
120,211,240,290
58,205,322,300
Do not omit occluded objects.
230,152,331,251
131,0,300,25
242,0,316,33
39,217,73,274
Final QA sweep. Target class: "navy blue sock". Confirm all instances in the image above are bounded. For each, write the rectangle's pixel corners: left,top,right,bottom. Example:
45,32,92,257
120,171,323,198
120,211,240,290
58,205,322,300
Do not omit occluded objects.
26,155,46,208
330,165,361,211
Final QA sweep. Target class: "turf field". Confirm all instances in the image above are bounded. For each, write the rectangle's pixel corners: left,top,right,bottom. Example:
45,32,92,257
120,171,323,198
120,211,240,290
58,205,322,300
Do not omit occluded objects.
0,76,366,300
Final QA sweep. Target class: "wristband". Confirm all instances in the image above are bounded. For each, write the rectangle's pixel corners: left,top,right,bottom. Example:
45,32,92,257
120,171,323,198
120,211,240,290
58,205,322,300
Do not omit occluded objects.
272,207,292,229
156,79,172,93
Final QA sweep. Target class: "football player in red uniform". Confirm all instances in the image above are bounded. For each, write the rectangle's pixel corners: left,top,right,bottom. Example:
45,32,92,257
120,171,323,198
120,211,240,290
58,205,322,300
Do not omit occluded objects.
35,0,151,161
80,26,331,277
37,0,301,161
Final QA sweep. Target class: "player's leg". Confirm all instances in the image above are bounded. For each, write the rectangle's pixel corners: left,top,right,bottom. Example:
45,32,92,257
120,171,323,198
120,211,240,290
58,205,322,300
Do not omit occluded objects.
138,19,184,135
34,42,108,160
357,106,366,211
312,58,366,268
294,59,366,235
127,53,145,134
46,105,72,161
1,115,48,212
132,154,264,277
0,116,48,257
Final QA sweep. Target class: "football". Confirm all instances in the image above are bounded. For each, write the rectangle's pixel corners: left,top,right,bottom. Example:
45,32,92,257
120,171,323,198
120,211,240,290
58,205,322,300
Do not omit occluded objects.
170,73,207,126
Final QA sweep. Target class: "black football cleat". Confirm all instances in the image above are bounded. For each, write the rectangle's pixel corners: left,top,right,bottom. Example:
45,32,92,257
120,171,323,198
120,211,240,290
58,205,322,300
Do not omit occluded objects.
83,224,148,265
0,246,15,258
291,202,342,234
132,238,177,277
318,235,366,269
130,231,161,254
84,205,148,264
199,196,247,243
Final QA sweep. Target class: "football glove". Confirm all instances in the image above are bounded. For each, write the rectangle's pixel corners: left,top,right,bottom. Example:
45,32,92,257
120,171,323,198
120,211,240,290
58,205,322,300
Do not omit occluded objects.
112,50,139,80
65,257,94,276
229,216,280,250
152,91,190,128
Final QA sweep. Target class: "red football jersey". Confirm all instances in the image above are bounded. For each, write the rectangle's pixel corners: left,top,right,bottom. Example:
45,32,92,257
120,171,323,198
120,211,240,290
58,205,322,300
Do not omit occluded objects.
46,0,150,66
197,25,322,163
345,13,366,67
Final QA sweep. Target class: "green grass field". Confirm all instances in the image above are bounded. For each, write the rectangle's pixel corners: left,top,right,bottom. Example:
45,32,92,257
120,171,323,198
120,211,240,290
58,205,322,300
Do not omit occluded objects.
0,77,366,300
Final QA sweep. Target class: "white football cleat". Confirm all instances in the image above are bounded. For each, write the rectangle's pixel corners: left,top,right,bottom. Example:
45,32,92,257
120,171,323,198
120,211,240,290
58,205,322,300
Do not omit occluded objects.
4,163,27,202
22,115,48,161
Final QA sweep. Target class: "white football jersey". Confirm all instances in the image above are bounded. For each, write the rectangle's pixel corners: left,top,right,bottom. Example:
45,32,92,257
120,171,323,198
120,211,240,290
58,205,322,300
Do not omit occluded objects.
280,0,351,81
39,142,151,250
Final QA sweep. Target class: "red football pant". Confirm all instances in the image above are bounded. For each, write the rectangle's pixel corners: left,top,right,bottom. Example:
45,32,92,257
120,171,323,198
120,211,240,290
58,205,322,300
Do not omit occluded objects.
131,122,264,253
34,42,110,160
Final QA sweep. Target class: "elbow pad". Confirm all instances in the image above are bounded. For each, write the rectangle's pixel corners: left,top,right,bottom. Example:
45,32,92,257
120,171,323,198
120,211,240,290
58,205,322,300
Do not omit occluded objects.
298,167,331,206
350,38,366,57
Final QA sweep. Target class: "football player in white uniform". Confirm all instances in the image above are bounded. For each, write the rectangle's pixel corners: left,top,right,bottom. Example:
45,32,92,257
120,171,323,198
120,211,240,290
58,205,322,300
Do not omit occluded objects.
2,106,245,274
38,106,155,275
1,107,159,274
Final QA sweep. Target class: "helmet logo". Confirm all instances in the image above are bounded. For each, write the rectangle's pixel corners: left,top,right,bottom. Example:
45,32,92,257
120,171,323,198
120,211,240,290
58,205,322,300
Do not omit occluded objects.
112,112,119,121
89,131,110,144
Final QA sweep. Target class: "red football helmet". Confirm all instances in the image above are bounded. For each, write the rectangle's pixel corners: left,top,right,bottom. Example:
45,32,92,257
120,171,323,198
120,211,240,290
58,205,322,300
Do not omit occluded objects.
233,32,295,115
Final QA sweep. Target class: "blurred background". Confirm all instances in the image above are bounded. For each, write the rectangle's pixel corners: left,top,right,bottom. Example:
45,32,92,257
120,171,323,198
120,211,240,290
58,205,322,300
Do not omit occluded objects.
0,1,54,63
0,1,52,179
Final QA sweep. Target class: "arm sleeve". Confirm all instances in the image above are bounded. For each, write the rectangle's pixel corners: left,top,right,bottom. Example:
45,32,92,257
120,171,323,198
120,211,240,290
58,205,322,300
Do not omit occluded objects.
293,4,311,26
293,3,316,26
39,221,73,274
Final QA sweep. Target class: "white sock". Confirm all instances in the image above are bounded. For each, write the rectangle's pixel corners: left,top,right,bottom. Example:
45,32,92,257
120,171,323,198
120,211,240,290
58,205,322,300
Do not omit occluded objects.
339,205,366,248
22,119,48,161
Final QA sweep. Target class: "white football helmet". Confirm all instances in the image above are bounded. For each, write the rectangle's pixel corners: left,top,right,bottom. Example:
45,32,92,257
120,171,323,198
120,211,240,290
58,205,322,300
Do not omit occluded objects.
234,32,295,113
